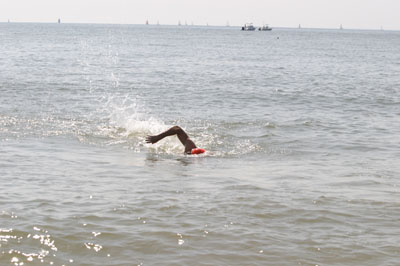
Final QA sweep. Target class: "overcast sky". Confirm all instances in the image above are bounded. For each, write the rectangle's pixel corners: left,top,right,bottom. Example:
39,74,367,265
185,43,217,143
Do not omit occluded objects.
1,0,399,30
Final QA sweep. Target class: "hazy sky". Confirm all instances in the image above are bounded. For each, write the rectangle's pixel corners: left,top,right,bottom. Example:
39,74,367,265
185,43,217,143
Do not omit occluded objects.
1,0,399,30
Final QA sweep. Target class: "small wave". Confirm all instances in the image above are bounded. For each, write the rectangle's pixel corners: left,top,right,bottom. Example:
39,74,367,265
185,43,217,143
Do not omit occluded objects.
92,101,273,157
1,91,274,157
99,105,266,157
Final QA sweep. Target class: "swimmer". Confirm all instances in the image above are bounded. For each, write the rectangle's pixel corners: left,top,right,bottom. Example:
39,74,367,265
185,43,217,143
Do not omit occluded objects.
146,126,205,155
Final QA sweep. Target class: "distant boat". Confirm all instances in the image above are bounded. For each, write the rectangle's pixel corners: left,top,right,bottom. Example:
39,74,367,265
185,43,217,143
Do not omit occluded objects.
258,24,272,31
298,24,301,29
146,20,149,25
241,23,256,31
340,24,343,30
58,18,61,24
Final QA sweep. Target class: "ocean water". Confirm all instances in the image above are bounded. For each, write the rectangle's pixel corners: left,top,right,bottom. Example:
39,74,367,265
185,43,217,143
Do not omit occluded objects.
1,23,400,265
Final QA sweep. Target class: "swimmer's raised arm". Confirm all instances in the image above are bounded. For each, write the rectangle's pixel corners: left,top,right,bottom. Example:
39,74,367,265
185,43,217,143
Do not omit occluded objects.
146,126,204,154
146,126,190,145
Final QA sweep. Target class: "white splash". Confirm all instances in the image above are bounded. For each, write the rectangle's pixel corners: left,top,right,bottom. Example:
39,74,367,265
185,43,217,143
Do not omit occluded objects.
96,93,183,154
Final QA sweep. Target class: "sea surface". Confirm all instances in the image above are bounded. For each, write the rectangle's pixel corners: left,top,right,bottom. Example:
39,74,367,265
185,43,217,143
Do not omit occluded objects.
1,23,400,266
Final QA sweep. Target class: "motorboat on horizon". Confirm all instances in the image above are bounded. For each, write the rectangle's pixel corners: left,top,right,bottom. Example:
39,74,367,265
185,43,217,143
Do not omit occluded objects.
242,23,256,31
259,24,272,31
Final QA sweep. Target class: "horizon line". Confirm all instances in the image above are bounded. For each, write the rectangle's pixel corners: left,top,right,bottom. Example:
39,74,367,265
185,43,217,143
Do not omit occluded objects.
1,21,397,32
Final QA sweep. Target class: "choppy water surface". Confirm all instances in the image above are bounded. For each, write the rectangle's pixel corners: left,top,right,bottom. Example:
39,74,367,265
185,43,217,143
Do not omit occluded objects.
1,23,400,265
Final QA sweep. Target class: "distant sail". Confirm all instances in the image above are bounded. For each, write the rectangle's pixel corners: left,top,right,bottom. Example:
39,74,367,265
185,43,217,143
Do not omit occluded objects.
58,18,61,23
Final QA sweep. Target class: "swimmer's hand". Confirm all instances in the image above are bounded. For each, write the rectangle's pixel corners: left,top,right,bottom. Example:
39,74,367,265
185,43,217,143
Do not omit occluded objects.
145,135,158,144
